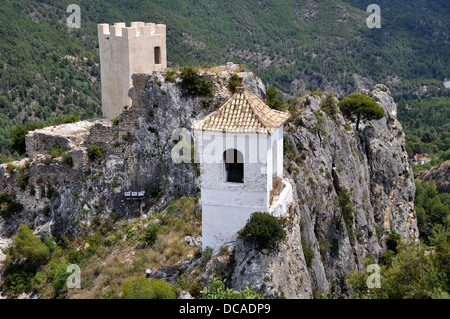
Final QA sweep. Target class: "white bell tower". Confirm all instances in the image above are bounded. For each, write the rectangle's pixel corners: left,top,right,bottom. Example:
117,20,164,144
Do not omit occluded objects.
192,83,290,251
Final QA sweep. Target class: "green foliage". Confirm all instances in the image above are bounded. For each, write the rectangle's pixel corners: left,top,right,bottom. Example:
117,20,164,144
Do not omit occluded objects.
43,205,50,217
415,181,450,241
320,93,338,121
141,224,160,247
347,225,450,299
336,188,355,245
11,225,50,266
228,73,240,93
0,192,24,217
266,85,283,110
202,276,263,299
48,142,66,158
122,278,176,299
338,93,384,130
61,152,73,167
201,246,213,266
179,66,214,97
238,212,286,249
87,144,103,160
301,240,315,267
3,263,34,296
111,116,119,126
397,95,449,160
10,120,44,155
165,69,176,83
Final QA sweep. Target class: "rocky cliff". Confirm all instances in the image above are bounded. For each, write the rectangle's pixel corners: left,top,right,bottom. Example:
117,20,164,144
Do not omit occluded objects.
0,67,417,298
231,85,418,298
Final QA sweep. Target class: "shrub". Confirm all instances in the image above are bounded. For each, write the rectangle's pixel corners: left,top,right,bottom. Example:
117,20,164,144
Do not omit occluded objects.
228,73,240,93
87,144,103,160
142,224,160,247
62,152,74,167
3,263,33,296
301,240,315,266
238,212,286,249
48,142,66,158
104,234,117,246
111,116,119,125
11,225,50,266
202,277,263,299
0,193,24,217
43,205,50,217
165,69,176,83
122,278,176,299
266,84,283,110
201,246,213,266
10,120,44,155
179,66,214,97
320,93,338,121
336,188,355,245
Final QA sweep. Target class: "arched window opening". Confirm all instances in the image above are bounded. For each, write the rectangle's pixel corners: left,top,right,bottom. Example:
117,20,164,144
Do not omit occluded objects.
224,149,244,183
154,47,161,64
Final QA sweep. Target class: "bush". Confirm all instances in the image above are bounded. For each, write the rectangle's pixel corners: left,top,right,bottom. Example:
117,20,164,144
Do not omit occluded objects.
228,73,240,93
238,212,286,249
11,225,50,266
3,263,33,296
141,224,160,247
0,193,24,217
266,85,283,110
87,144,103,160
202,277,263,299
10,120,44,155
62,152,73,167
122,278,176,299
320,93,338,121
180,66,214,97
301,240,315,267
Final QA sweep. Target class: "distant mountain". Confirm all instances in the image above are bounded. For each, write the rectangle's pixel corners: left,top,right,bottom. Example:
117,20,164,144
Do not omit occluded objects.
0,0,449,161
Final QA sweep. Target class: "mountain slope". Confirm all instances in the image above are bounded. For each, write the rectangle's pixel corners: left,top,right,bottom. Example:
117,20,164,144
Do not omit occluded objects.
0,0,449,161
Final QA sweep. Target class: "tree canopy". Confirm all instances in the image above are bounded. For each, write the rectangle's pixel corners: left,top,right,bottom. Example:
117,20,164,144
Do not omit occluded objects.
338,93,384,130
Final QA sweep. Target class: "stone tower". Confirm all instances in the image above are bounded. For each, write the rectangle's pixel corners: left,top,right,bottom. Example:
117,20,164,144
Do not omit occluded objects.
98,22,167,119
192,83,290,251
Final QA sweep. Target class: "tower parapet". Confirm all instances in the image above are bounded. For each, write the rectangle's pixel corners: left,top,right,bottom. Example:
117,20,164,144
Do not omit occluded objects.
98,22,167,119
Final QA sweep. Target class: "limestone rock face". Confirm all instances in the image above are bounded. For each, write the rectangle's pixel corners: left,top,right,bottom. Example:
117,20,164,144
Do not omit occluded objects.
0,70,416,298
231,85,418,298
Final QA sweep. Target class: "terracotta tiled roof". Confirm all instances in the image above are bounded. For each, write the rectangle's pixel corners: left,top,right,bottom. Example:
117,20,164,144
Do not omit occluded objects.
192,86,290,134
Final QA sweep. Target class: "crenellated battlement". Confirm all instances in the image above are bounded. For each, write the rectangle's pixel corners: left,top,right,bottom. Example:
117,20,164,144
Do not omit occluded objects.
98,22,166,39
98,21,167,119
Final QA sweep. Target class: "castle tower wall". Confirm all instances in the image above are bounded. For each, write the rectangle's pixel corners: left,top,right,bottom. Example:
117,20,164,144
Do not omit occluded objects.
98,22,167,119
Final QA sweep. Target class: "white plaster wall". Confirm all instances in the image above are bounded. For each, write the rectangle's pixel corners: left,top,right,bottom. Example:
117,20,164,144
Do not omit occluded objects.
266,126,284,192
202,204,264,251
196,128,286,251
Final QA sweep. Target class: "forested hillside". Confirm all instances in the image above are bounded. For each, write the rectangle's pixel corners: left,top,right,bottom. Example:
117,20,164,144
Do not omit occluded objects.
0,0,449,162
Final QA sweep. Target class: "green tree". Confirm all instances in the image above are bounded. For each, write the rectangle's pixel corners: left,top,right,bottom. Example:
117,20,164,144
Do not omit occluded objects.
338,93,384,131
266,85,283,110
10,120,44,155
122,278,176,299
11,224,50,266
